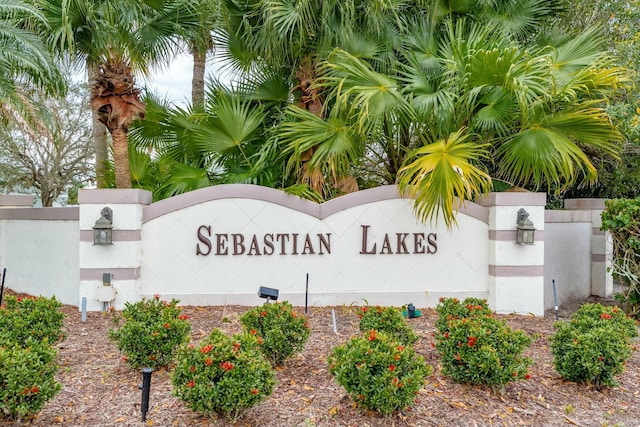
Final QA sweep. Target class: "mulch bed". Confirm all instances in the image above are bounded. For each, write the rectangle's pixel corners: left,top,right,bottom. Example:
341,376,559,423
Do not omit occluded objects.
4,290,640,427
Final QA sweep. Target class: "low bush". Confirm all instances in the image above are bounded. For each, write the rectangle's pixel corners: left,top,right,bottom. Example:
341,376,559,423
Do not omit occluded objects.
0,339,61,423
240,301,310,366
435,297,533,391
358,305,419,346
328,330,432,415
550,303,638,388
109,296,191,369
434,297,492,333
0,295,65,344
172,329,275,422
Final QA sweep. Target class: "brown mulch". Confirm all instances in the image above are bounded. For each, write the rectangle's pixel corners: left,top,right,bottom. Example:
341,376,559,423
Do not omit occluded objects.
4,290,640,427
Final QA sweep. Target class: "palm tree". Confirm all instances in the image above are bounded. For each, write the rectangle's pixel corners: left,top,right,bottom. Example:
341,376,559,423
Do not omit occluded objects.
130,0,627,228
0,0,63,118
33,0,199,188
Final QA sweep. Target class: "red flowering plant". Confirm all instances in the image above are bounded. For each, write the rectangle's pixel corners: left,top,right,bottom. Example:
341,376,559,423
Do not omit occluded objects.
0,295,64,423
550,303,638,388
435,298,533,391
328,330,431,415
240,301,310,366
109,296,190,369
0,295,65,344
0,340,61,423
358,305,419,346
172,329,275,422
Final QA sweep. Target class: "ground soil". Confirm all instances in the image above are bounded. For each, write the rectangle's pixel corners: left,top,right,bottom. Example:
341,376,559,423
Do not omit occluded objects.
3,291,640,427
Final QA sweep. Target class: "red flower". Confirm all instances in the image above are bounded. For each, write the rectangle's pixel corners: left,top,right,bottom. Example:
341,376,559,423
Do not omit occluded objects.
525,373,531,380
204,358,213,366
163,323,171,329
220,361,234,372
250,329,257,335
467,336,477,347
257,337,263,344
389,364,396,372
250,388,260,395
444,332,449,339
601,313,612,320
397,345,404,352
189,365,195,372
186,380,195,388
233,342,241,352
454,354,461,361
431,342,436,348
200,344,213,354
260,310,267,317
438,297,445,303
179,315,189,320
512,372,518,377
361,307,369,313
368,330,377,341
30,386,40,394
153,294,160,300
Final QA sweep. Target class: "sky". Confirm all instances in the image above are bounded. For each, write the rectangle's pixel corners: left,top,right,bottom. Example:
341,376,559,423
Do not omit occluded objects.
141,52,234,105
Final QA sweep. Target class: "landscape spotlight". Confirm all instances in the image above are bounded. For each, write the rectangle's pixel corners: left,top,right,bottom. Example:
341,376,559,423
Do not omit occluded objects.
258,286,279,302
516,208,536,245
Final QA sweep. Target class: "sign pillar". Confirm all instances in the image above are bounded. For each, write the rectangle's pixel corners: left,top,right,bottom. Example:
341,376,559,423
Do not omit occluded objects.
78,189,152,310
477,192,546,315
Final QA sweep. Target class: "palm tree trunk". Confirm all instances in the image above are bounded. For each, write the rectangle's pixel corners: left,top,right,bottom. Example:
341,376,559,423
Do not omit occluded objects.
112,127,132,188
192,47,206,107
88,62,109,188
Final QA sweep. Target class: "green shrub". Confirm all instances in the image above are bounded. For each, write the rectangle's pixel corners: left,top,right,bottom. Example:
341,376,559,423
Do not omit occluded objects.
172,329,275,422
435,298,533,391
0,295,65,344
434,297,492,333
109,296,191,369
0,339,61,423
601,198,640,316
550,303,638,388
358,305,419,346
328,330,431,415
239,301,310,366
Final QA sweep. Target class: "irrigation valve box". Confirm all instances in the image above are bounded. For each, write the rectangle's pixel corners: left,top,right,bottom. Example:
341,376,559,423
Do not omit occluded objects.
96,285,116,303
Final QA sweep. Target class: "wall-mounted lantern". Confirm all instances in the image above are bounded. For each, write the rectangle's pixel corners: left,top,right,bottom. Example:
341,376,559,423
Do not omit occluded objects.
93,207,113,246
516,208,535,245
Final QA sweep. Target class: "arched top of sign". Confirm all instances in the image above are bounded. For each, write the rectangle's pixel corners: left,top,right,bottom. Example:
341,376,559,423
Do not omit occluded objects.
143,184,489,224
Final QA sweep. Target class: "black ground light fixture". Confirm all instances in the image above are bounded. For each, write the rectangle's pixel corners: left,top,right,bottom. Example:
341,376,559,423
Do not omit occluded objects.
258,286,279,302
93,207,113,246
140,367,153,422
516,208,536,245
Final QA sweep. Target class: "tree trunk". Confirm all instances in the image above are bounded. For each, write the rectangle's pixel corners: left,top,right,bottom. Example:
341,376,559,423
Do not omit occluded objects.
112,127,132,188
192,47,206,107
88,62,109,188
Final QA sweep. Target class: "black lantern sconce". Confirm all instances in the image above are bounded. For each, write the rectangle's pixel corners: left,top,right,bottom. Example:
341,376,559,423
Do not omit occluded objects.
93,207,113,246
516,208,536,245
258,286,279,303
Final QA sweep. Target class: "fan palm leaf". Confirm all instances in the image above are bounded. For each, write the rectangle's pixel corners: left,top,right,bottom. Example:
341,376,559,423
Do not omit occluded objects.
398,128,492,228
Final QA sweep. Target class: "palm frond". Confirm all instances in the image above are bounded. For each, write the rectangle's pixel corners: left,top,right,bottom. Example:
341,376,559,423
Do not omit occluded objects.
496,126,598,191
397,128,492,228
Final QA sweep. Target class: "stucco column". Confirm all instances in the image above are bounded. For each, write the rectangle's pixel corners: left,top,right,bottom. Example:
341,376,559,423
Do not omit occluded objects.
564,199,612,298
476,192,546,315
78,189,152,310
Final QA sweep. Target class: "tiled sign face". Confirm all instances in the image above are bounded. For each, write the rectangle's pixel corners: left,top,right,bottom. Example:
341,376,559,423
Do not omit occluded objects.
142,191,489,306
